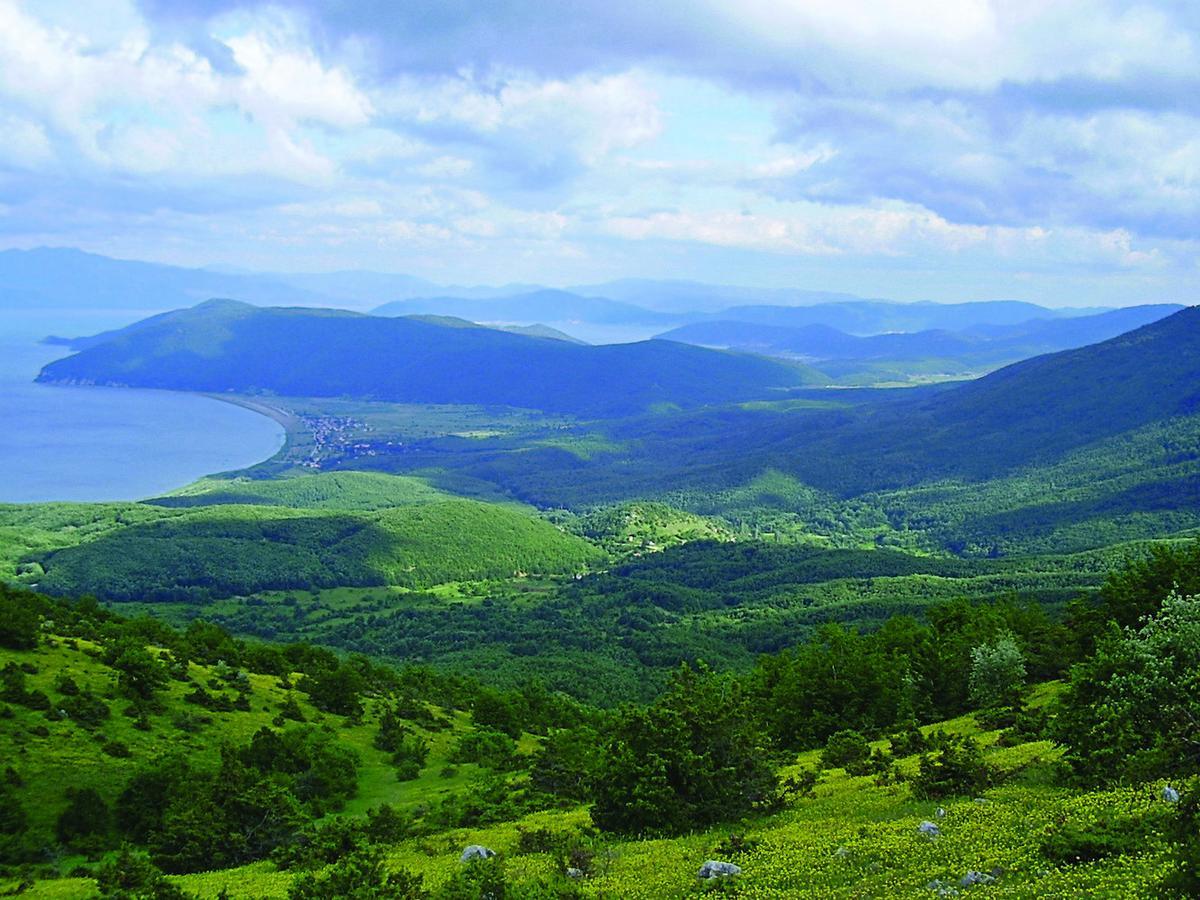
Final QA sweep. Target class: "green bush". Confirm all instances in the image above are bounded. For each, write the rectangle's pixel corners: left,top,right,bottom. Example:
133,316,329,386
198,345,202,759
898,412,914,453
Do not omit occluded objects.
288,846,427,899
1040,809,1168,866
911,735,992,800
820,730,871,771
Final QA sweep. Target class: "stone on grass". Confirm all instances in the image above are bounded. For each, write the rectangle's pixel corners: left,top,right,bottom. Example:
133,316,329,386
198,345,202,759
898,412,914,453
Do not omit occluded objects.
459,845,495,863
918,821,941,837
698,860,741,879
960,870,996,887
1162,785,1180,803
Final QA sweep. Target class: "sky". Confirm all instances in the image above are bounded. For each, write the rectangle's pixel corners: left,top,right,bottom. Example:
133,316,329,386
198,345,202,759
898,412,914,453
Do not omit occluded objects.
0,1,1197,305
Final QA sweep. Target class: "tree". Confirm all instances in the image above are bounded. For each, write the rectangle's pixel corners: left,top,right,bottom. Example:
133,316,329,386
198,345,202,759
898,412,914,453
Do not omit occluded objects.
1057,592,1200,785
56,786,111,850
107,639,168,701
0,592,39,649
591,664,777,834
1069,541,1200,653
299,663,364,718
820,730,871,771
530,727,600,801
0,780,32,864
968,631,1026,710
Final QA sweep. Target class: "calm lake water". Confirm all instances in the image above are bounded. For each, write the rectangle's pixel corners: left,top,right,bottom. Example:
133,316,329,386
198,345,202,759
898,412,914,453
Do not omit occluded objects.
0,327,284,503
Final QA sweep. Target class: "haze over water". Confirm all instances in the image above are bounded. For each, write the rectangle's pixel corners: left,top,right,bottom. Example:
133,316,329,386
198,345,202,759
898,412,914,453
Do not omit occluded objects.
0,318,283,503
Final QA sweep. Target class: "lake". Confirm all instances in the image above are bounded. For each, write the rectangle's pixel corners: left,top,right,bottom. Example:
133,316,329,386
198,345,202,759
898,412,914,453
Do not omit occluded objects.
0,334,284,503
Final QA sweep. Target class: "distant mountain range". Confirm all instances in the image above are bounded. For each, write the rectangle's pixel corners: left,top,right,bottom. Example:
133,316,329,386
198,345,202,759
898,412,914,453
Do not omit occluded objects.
37,300,820,417
373,289,678,327
10,247,1191,385
656,305,1184,372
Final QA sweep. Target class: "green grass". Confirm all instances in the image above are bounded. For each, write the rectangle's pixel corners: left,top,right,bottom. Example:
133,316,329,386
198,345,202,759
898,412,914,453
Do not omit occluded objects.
5,690,1176,898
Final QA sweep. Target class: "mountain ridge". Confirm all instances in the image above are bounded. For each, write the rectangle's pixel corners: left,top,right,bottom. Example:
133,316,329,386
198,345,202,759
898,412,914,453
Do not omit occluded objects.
35,300,821,417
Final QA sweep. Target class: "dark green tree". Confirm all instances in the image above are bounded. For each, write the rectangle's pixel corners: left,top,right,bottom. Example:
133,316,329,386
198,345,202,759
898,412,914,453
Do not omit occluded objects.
1056,592,1200,785
591,664,777,834
56,786,112,850
0,593,39,649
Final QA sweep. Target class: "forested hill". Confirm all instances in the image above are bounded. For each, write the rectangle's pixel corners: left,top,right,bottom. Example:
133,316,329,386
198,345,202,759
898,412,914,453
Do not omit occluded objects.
924,305,1200,459
36,300,821,416
779,305,1200,490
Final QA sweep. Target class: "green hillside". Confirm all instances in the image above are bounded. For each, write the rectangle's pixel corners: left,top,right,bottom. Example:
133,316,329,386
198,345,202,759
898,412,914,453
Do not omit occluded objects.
2,540,1198,898
150,472,456,510
37,300,821,417
28,500,600,602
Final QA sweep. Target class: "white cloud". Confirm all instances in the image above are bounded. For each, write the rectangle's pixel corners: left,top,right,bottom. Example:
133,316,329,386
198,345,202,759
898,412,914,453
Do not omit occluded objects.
224,30,373,129
379,70,662,164
600,200,1173,270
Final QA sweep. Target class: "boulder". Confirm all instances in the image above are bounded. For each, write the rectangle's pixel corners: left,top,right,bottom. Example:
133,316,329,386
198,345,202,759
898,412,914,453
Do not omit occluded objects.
1162,785,1180,803
698,860,742,879
459,845,496,863
918,821,941,837
960,870,996,887
926,879,959,897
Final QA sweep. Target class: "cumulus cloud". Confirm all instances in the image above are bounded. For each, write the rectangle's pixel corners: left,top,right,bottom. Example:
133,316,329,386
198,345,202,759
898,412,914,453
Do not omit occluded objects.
0,0,1195,301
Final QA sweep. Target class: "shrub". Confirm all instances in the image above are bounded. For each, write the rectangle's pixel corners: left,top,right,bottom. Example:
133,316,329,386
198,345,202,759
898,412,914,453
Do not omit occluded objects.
451,728,519,771
287,846,428,899
1165,782,1200,897
95,845,189,899
887,721,926,757
434,856,508,900
911,735,993,800
820,730,871,771
61,690,111,730
1040,809,1168,866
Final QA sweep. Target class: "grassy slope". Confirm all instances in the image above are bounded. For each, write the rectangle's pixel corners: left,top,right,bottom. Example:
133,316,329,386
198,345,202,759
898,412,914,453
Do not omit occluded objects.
5,676,1174,898
0,634,492,862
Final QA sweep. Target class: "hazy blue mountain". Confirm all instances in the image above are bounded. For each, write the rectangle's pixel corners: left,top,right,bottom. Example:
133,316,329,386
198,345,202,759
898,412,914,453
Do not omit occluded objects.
656,321,976,360
373,289,678,326
567,279,866,313
0,247,339,313
498,323,587,343
37,300,821,416
656,304,1183,366
706,299,1100,334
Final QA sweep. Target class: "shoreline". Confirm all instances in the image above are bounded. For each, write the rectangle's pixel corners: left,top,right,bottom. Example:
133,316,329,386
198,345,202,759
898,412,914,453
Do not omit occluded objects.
198,393,301,466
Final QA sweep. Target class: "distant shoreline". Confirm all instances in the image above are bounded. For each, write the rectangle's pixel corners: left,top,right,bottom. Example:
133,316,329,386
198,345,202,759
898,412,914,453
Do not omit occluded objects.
199,393,298,464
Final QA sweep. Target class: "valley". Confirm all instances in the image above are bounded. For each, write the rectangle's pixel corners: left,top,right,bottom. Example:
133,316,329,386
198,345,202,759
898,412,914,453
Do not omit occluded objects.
2,295,1199,898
